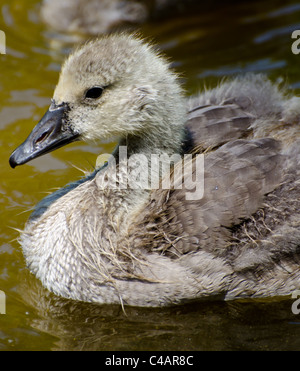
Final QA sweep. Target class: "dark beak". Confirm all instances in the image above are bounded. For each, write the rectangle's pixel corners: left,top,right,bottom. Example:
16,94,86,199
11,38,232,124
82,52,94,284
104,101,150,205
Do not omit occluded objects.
9,103,79,168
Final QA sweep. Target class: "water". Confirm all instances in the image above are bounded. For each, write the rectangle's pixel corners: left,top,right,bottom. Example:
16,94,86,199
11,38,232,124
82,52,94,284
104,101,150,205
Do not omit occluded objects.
0,0,299,351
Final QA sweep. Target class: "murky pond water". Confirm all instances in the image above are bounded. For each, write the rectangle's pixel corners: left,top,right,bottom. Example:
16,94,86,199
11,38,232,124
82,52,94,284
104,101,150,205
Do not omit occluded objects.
0,0,299,351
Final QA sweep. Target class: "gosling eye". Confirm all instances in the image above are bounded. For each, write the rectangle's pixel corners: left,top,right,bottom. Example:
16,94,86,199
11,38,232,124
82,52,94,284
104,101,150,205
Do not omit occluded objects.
85,87,103,100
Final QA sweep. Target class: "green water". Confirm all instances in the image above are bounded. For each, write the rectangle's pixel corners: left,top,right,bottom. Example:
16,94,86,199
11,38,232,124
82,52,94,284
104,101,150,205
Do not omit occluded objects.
0,0,300,351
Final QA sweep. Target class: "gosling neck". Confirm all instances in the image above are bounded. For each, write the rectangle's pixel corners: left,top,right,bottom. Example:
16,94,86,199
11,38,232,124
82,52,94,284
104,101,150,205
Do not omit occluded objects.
119,105,187,159
118,132,184,159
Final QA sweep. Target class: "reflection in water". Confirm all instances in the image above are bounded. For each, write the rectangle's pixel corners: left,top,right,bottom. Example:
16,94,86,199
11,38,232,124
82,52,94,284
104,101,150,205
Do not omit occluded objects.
0,0,300,350
18,273,300,351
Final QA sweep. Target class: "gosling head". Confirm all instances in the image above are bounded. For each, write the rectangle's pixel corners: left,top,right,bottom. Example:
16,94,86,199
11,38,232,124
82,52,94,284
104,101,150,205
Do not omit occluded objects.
9,34,186,168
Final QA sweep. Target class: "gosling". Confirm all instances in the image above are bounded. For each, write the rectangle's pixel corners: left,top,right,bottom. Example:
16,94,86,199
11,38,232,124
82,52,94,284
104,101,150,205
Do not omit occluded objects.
10,34,300,307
